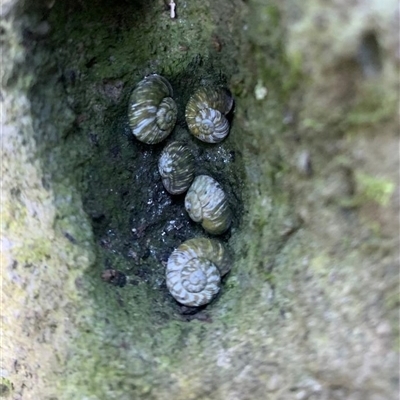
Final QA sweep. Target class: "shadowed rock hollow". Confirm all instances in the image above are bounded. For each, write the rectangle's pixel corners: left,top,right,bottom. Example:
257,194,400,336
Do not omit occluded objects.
1,0,398,399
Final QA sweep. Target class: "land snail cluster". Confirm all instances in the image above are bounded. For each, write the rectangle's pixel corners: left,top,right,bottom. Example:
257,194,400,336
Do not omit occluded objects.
128,74,234,307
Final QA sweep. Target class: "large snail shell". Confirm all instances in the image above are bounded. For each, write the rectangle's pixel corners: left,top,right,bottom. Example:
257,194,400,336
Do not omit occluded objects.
128,74,178,144
158,141,195,195
185,175,232,235
166,238,231,306
185,86,233,143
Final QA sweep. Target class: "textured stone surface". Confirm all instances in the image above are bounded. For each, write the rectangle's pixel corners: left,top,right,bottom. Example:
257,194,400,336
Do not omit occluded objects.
1,0,398,399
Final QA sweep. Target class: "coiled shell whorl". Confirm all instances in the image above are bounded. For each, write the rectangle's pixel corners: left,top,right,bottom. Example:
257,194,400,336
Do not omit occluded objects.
158,141,195,195
128,74,178,144
185,86,233,143
166,238,231,306
185,175,232,235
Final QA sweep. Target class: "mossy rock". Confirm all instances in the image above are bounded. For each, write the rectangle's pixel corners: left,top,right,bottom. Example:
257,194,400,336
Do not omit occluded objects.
1,0,398,399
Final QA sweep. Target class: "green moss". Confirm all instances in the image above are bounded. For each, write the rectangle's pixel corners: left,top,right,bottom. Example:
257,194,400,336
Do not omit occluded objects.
355,172,395,206
282,50,304,94
347,83,397,128
3,0,398,398
338,171,395,209
385,289,400,351
301,117,327,132
0,378,13,398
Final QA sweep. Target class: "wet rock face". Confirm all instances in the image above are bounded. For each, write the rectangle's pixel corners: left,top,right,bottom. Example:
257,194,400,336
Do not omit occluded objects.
1,0,398,399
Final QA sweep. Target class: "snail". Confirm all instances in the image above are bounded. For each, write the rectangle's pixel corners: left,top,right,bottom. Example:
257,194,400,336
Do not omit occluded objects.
166,237,231,307
185,86,234,143
158,141,195,195
128,74,178,144
185,175,232,235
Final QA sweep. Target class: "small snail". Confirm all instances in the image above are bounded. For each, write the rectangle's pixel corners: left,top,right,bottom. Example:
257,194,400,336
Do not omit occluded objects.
166,237,231,307
185,86,234,143
158,141,195,195
185,175,232,235
128,74,178,144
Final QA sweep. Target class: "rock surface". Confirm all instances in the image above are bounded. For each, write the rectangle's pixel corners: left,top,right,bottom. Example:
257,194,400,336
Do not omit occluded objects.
1,0,398,399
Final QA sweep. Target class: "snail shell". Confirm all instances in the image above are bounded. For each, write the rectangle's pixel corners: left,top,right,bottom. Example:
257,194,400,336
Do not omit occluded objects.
185,175,232,235
128,74,178,144
185,86,234,143
166,237,231,306
158,141,195,195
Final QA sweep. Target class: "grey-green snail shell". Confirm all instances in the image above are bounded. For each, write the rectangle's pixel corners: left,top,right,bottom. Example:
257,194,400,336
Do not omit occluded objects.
166,237,231,307
185,175,232,235
128,74,178,144
185,86,234,143
158,141,195,195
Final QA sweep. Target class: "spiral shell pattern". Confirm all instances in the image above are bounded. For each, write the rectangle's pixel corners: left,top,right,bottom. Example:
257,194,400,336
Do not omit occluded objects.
158,141,195,195
185,175,232,235
128,74,178,144
166,238,231,306
185,86,233,143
